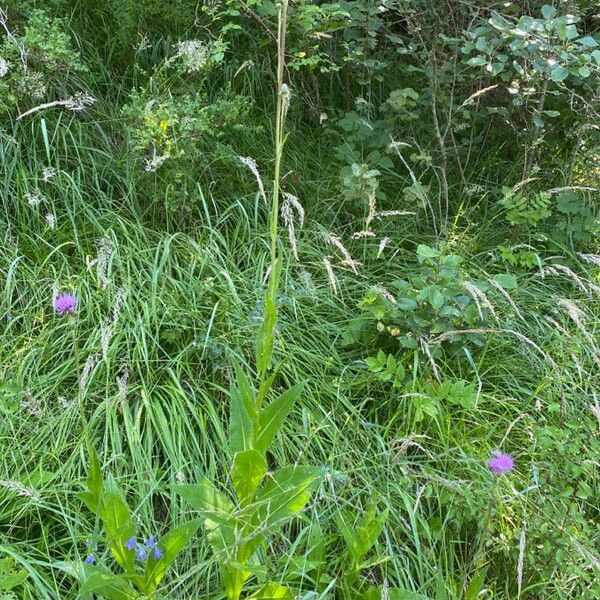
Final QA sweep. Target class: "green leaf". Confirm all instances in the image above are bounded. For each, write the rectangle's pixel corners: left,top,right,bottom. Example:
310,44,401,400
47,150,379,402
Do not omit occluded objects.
532,115,545,128
174,480,236,554
247,582,294,599
80,570,140,599
0,558,28,591
565,24,578,39
254,465,324,529
578,35,598,48
255,384,303,453
174,480,234,519
335,504,388,562
232,449,267,505
416,245,440,260
233,362,256,419
99,476,136,573
578,66,591,78
87,445,103,502
143,519,201,591
550,65,569,81
465,569,486,600
230,382,254,454
466,56,487,66
397,297,418,311
256,259,281,377
359,587,428,600
492,273,518,290
541,5,556,19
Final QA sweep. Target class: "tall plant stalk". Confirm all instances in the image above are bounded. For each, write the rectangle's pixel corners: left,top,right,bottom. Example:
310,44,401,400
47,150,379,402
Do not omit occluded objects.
257,0,289,390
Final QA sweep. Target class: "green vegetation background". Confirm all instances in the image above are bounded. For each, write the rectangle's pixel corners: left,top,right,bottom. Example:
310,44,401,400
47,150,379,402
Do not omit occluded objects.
0,1,598,598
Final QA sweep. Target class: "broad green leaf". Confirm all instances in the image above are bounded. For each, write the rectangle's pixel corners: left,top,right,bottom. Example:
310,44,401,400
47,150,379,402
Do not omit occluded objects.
578,35,599,48
174,480,236,554
233,362,256,419
174,479,234,519
550,65,569,82
492,273,518,290
255,362,284,410
254,465,324,529
465,569,486,600
359,587,428,600
416,245,440,260
248,582,294,599
230,383,254,454
578,66,591,78
335,505,388,562
0,557,28,590
143,519,201,591
232,449,267,505
532,115,545,128
87,445,103,502
256,258,281,377
564,24,578,39
80,570,140,599
99,476,136,573
466,56,487,66
541,5,556,19
255,384,303,453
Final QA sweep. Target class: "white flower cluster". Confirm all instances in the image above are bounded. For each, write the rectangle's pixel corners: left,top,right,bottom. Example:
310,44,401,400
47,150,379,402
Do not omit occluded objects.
64,92,96,111
0,57,9,77
175,40,211,73
25,190,44,206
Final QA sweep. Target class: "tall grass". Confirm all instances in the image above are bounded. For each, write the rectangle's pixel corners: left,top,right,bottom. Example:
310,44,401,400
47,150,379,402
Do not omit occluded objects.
0,2,598,599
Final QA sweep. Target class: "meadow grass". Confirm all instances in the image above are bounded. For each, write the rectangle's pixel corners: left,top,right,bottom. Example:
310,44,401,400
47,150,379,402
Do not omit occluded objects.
1,3,599,598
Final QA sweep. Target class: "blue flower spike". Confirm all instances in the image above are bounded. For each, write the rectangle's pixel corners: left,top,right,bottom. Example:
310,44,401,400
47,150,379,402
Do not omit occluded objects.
124,536,137,551
135,546,148,561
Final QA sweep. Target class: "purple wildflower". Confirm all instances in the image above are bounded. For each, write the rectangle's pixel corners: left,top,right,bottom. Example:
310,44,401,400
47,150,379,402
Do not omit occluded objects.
145,536,156,549
85,554,95,565
53,293,78,316
153,547,163,560
124,536,137,551
488,452,514,475
135,546,148,561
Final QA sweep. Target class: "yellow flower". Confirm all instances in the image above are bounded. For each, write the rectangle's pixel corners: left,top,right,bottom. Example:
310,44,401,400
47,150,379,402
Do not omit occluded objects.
159,120,169,131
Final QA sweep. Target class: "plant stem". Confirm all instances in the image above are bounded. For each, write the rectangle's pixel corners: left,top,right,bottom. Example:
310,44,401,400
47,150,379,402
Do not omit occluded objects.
270,0,288,285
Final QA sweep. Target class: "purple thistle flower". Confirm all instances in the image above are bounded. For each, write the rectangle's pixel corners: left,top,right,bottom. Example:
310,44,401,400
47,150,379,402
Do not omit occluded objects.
124,536,137,551
85,554,95,565
153,547,163,560
135,546,148,561
145,536,156,549
488,452,514,475
53,293,78,316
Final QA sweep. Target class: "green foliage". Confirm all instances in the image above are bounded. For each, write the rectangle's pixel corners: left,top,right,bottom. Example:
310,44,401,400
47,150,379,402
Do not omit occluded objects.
1,1,599,599
501,187,552,227
75,447,200,598
354,245,514,351
0,9,86,114
174,365,324,599
0,557,28,597
463,6,599,86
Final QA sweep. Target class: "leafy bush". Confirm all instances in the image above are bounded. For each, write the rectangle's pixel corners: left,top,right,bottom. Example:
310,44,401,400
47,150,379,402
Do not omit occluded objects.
351,244,517,353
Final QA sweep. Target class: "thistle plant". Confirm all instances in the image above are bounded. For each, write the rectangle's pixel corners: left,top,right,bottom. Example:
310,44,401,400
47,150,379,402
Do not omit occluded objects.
465,451,516,597
174,3,324,598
